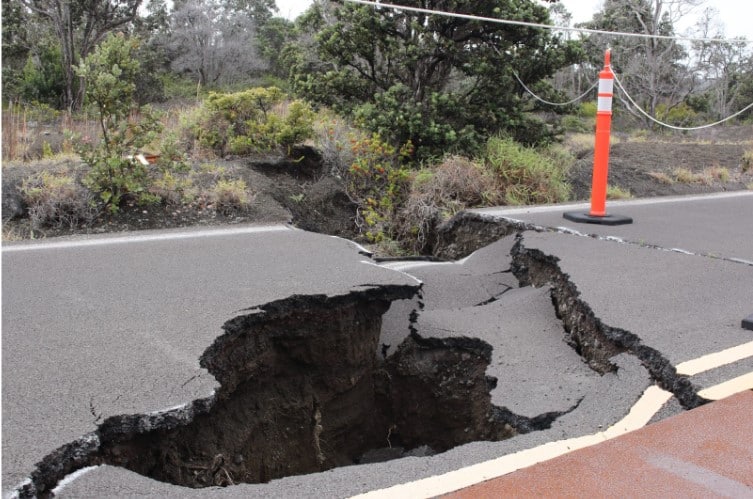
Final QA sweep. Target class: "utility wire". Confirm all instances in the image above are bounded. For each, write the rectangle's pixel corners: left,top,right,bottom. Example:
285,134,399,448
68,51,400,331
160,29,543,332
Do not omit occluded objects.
613,73,753,130
513,72,598,107
342,0,751,44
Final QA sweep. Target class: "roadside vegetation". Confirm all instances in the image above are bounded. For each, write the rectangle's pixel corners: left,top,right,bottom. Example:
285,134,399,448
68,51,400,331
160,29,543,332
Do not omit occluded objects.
3,0,753,253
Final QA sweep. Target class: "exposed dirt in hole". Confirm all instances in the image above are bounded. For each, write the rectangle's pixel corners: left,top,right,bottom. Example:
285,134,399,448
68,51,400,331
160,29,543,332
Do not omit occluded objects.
18,286,527,497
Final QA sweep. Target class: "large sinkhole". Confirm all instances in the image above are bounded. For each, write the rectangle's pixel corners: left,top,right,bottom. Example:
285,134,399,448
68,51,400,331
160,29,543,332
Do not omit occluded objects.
21,232,705,498
55,286,517,491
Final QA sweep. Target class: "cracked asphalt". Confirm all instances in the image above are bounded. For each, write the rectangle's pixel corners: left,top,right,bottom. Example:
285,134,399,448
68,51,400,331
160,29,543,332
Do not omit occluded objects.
3,191,753,498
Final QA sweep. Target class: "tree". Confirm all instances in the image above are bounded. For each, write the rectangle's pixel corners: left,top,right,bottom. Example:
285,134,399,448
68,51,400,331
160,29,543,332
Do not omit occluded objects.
168,0,265,86
256,17,295,78
75,32,162,210
19,0,143,110
580,0,701,127
289,0,579,160
227,0,277,24
691,8,752,120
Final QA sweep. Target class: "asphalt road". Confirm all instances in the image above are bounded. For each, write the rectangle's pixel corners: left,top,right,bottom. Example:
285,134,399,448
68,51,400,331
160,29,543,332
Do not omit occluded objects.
3,191,753,498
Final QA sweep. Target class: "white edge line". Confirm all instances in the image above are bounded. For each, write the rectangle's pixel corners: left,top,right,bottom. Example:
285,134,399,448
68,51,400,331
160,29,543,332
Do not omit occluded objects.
1,225,292,253
676,341,753,376
50,466,100,496
471,191,753,217
360,260,423,286
352,386,672,499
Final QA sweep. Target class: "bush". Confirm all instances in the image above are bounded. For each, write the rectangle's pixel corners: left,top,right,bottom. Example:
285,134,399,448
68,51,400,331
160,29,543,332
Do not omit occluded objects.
742,150,753,173
313,111,360,178
212,179,251,215
20,46,66,108
579,102,597,118
561,114,590,133
75,33,165,211
344,134,413,242
21,171,95,229
149,171,196,205
484,137,571,205
396,156,498,253
606,185,632,200
190,87,314,157
656,103,697,126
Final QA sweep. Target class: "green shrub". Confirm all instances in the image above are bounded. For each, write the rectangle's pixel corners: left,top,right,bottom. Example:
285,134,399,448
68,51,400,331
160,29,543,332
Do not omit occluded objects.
21,171,95,229
75,33,164,211
149,171,196,205
579,102,597,118
656,103,697,126
345,134,413,242
484,137,571,205
606,185,632,200
20,46,67,108
191,87,314,157
561,114,589,133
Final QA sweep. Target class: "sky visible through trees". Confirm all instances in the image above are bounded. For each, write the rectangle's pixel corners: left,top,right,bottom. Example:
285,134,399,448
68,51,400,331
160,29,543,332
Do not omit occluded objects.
276,0,752,38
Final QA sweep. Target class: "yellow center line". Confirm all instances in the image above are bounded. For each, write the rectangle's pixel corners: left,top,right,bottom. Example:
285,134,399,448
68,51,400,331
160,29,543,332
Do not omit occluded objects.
352,386,673,499
676,341,753,376
698,372,753,400
354,339,753,499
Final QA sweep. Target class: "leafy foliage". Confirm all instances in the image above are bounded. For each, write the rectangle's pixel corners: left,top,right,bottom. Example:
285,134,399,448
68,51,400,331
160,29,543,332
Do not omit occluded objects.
190,87,315,157
19,46,66,107
344,134,414,242
291,0,579,160
18,0,142,109
75,33,163,211
484,137,571,205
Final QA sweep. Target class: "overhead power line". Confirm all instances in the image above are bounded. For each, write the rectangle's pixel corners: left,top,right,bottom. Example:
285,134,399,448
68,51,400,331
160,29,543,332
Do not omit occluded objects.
342,0,751,44
513,72,598,107
612,73,753,131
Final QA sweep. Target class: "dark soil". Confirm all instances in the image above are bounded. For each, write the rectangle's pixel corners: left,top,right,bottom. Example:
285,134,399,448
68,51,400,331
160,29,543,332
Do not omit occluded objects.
569,129,752,200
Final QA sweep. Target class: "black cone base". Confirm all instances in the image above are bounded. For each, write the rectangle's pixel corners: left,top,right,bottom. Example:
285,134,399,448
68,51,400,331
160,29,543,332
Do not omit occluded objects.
743,314,753,331
563,211,633,226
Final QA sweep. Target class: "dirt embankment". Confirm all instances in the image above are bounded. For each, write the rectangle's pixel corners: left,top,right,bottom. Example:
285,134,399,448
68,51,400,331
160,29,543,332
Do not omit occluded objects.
3,128,751,244
569,140,751,200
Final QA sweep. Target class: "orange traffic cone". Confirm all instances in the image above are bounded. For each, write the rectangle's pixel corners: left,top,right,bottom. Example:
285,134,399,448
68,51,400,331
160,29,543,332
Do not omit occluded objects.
564,49,632,226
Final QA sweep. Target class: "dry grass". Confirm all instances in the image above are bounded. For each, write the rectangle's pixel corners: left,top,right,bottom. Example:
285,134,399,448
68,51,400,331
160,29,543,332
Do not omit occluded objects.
395,156,498,253
20,171,96,229
646,171,674,185
707,166,731,183
742,150,753,173
606,185,633,200
673,167,710,185
212,179,252,215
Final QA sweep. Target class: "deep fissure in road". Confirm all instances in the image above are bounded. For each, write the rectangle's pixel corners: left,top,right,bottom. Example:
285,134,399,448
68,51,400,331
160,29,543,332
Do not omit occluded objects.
510,235,706,409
